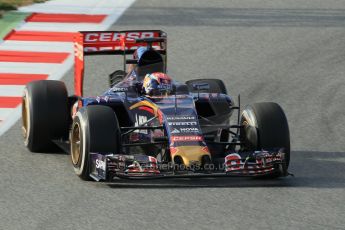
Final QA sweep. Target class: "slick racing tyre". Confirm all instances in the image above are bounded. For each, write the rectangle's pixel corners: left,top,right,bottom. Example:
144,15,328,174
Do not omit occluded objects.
109,70,126,88
70,105,121,180
185,79,227,94
240,102,290,171
22,80,69,152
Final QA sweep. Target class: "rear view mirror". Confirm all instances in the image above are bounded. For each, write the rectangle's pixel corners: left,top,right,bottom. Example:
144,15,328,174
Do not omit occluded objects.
192,82,210,91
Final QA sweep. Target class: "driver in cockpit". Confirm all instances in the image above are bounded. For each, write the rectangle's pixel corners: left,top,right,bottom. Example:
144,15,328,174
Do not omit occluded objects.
142,72,173,96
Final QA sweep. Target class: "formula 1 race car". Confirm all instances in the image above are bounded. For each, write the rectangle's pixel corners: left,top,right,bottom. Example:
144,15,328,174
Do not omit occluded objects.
22,30,291,181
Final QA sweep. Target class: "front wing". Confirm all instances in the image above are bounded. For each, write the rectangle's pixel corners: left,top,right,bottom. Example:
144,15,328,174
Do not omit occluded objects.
89,149,288,181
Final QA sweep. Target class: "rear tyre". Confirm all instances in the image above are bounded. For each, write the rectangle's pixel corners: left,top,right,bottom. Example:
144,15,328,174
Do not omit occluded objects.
22,80,69,152
185,78,227,94
70,105,121,180
240,102,290,174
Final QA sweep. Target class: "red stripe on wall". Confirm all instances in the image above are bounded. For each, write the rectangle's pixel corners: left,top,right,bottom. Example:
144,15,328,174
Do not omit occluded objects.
0,97,21,108
0,73,48,85
4,30,76,42
26,13,106,23
0,51,69,63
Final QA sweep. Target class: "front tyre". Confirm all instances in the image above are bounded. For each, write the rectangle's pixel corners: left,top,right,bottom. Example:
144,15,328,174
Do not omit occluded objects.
240,102,290,171
70,105,121,180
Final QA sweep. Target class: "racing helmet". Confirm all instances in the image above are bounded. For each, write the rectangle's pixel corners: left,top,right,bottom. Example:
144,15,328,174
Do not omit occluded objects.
143,72,172,96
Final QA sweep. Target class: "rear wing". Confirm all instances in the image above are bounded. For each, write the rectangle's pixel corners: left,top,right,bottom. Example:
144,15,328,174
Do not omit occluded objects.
74,30,167,96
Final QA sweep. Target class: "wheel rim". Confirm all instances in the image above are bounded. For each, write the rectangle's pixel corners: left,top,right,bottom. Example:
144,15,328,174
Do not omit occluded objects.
241,109,256,127
240,109,258,151
22,91,30,145
71,122,81,165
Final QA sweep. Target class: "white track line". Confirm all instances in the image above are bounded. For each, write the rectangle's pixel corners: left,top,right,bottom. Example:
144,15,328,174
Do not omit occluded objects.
0,85,25,97
19,22,108,32
0,62,69,75
0,41,73,53
0,0,136,136
0,106,21,131
0,108,14,120
19,0,129,14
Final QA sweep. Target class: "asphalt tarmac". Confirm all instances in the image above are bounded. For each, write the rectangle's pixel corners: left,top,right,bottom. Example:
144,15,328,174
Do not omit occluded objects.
1,0,345,229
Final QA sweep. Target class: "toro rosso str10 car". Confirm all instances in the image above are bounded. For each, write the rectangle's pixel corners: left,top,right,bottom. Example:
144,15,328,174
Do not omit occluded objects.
22,30,291,181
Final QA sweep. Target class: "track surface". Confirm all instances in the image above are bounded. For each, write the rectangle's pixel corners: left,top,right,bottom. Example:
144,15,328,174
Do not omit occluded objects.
1,0,345,229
